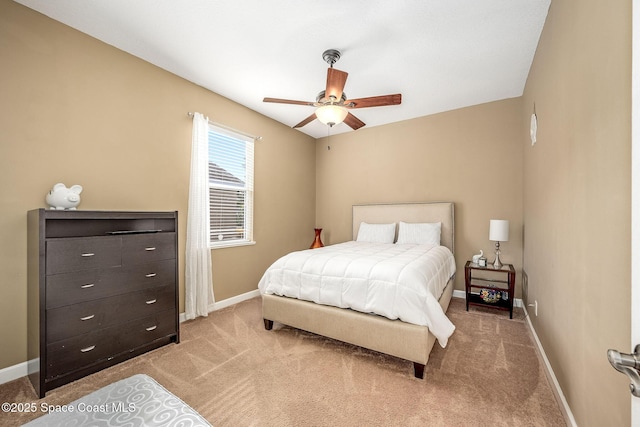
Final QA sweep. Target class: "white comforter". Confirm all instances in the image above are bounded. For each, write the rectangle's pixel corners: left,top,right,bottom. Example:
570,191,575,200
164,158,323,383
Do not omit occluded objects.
258,241,457,347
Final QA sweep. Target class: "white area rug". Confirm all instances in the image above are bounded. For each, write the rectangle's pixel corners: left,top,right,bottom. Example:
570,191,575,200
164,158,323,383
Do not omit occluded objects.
23,374,211,426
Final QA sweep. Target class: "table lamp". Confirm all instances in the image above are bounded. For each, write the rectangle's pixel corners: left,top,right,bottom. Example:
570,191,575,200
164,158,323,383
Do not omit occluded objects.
489,219,509,269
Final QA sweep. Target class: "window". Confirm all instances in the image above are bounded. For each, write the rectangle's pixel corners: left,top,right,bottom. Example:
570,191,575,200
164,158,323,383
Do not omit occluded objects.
207,124,254,248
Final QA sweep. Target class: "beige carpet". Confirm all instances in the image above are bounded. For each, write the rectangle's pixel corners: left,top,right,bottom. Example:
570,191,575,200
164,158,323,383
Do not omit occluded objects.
1,297,566,426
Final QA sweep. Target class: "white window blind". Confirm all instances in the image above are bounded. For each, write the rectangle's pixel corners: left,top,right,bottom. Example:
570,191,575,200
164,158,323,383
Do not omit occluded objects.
207,124,254,248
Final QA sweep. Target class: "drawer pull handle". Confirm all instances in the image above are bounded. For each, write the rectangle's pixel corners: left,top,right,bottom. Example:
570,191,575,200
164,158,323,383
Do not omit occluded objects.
146,299,157,305
81,253,95,257
81,283,95,289
80,314,95,321
80,345,95,353
146,325,157,332
145,273,157,278
145,247,156,251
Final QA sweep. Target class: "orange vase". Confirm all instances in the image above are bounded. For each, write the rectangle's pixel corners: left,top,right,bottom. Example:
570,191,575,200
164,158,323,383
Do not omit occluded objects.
310,228,324,249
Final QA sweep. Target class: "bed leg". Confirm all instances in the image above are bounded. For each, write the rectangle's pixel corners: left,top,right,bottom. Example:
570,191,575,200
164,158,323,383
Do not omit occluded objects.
413,362,425,379
263,319,273,330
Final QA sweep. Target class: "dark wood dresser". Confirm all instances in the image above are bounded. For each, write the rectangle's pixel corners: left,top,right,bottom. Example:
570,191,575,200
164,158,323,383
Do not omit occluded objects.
27,210,179,398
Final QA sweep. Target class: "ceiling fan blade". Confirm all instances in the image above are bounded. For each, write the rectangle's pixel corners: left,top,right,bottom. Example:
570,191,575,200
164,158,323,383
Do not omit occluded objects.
293,113,317,128
326,68,348,101
343,112,365,130
263,97,315,106
345,94,402,109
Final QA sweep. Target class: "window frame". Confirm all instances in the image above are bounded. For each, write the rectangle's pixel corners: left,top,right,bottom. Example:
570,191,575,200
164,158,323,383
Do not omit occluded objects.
207,124,255,249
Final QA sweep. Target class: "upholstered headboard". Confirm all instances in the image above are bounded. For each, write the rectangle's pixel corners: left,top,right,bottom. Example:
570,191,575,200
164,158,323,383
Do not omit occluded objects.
352,202,455,252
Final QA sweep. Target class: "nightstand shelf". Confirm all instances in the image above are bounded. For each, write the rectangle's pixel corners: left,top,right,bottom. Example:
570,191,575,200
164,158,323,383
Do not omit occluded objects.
464,261,516,318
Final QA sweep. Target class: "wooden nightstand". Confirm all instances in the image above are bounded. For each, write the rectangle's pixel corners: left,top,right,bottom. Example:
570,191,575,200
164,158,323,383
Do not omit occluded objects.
464,261,516,318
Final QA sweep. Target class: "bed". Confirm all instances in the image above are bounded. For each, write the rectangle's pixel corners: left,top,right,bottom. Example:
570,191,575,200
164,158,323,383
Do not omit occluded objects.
259,202,456,379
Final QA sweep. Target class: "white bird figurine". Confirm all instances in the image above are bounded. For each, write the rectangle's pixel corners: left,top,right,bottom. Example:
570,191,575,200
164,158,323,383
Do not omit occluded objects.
472,250,484,264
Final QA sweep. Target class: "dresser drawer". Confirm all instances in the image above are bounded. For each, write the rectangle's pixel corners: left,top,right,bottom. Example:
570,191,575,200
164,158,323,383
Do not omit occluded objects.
46,259,176,308
47,285,176,343
120,259,176,293
122,233,176,265
46,236,121,275
46,309,176,380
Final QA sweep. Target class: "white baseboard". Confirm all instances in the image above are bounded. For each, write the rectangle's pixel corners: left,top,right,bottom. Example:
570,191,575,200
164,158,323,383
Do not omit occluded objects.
452,289,465,299
522,305,578,426
179,289,261,323
0,361,28,386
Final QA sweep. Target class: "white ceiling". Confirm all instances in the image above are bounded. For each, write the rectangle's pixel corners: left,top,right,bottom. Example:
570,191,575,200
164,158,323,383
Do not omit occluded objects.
14,0,551,139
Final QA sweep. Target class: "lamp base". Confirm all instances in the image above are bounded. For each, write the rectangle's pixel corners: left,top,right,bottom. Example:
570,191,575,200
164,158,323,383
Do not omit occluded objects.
493,242,503,269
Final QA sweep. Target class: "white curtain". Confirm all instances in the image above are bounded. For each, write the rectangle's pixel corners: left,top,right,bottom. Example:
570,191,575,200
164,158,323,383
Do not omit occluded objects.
185,112,215,320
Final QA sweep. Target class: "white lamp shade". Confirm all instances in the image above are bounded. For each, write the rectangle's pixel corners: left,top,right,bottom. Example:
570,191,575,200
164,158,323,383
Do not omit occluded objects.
489,219,509,242
316,105,348,126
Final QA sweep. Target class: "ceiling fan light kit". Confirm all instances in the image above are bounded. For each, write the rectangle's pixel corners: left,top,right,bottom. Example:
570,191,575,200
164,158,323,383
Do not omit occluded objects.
263,49,402,131
316,105,348,127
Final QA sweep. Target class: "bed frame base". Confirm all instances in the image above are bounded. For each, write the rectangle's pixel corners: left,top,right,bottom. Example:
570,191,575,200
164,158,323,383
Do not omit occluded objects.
261,278,453,380
413,362,425,379
263,313,428,378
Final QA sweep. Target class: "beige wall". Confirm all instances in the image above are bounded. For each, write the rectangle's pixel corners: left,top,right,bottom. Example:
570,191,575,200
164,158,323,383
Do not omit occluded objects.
315,98,524,293
522,0,631,425
0,1,315,370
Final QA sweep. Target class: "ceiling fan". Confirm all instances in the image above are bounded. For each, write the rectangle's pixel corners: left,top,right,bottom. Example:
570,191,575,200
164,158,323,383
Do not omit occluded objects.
263,49,402,130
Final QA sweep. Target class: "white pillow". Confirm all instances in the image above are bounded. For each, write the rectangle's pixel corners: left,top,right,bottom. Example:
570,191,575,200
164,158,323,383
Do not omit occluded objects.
356,222,396,243
396,221,441,245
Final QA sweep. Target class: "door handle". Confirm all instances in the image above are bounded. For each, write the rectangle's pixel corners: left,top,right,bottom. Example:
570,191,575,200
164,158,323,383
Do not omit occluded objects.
608,344,640,397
